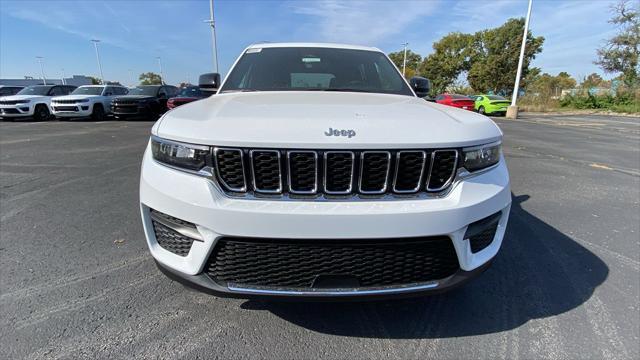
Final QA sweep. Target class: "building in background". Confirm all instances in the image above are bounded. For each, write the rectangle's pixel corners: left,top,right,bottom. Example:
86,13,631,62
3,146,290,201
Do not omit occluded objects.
0,75,93,87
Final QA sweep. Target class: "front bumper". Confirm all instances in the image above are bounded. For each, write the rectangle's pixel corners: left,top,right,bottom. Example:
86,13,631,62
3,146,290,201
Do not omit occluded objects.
140,145,511,298
0,104,34,117
112,104,153,118
52,103,93,117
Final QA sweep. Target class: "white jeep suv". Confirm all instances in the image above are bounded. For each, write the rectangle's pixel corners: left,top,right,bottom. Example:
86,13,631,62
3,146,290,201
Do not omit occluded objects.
0,85,76,121
140,43,511,299
51,85,128,120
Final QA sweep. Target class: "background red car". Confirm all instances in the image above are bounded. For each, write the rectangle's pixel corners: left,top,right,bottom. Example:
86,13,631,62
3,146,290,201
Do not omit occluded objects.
167,86,212,109
435,94,475,111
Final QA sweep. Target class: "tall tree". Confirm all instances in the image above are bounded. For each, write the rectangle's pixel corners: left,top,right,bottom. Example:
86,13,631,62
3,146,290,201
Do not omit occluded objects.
595,0,639,89
139,72,162,85
526,72,577,97
581,73,607,89
420,32,475,95
467,18,544,94
88,76,102,85
388,49,422,78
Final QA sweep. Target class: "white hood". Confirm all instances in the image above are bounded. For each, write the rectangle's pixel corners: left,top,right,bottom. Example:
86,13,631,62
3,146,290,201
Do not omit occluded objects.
52,94,99,101
156,92,502,149
1,95,49,102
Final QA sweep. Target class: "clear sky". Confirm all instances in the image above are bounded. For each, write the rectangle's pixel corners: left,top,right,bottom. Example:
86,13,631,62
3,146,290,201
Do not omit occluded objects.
0,0,619,86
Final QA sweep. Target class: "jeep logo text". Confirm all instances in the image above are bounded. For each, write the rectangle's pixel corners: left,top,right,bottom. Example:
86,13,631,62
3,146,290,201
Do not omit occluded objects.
324,128,356,138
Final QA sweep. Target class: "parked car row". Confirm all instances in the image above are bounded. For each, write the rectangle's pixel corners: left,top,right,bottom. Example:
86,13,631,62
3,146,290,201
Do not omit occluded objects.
0,84,212,121
434,93,510,116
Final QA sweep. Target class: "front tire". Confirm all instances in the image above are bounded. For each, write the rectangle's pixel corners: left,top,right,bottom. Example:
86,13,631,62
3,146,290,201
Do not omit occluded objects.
478,106,486,115
91,104,105,121
33,104,50,121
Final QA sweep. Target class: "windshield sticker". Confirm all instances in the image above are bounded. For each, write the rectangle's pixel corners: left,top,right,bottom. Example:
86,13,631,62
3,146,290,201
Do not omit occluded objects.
302,57,321,63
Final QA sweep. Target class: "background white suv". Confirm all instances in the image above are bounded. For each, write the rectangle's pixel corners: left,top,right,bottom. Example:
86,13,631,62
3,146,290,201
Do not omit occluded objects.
51,85,129,120
0,85,76,121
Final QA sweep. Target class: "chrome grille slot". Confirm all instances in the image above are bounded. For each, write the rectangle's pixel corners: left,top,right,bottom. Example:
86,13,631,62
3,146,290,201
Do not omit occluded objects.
323,151,355,194
393,151,427,193
214,148,246,192
359,151,391,194
427,150,458,191
287,151,318,194
250,150,282,193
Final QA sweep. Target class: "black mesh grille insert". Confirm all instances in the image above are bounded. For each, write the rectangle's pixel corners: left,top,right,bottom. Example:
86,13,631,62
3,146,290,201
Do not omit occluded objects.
215,148,246,191
469,222,498,253
152,220,194,257
324,152,354,194
428,150,458,190
360,152,390,193
251,150,281,192
206,237,460,289
394,151,427,193
288,152,317,193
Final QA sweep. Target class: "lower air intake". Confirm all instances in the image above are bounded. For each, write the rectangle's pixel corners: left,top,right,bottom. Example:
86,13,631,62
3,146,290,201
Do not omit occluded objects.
205,237,460,289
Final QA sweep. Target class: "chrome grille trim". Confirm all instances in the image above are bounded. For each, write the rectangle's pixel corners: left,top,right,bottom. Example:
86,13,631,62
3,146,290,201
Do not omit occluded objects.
358,151,391,195
392,150,427,194
249,149,283,194
213,147,247,192
323,151,355,195
426,150,459,192
286,150,318,195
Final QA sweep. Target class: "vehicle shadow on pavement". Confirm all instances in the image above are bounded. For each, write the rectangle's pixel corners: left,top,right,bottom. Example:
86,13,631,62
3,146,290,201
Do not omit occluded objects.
241,193,609,339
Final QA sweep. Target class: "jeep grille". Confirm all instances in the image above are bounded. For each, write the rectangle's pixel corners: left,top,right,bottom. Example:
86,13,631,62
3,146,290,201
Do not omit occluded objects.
212,147,458,199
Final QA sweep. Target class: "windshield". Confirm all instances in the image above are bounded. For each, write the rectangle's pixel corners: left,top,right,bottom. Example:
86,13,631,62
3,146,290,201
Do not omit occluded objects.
488,95,507,100
220,47,413,96
17,86,52,96
177,87,205,97
71,87,104,95
128,87,159,96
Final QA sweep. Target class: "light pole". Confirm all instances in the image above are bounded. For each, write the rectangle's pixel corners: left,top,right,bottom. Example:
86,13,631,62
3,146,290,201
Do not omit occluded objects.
401,42,408,77
156,57,164,84
61,68,66,85
204,0,219,73
91,39,104,84
506,0,533,119
36,56,46,85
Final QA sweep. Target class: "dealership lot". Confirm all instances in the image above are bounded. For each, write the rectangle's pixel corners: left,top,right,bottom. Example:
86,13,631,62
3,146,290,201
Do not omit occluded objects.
1,115,638,359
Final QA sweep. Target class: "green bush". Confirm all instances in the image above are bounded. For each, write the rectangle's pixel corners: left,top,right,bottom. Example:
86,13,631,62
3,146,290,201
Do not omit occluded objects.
559,91,639,112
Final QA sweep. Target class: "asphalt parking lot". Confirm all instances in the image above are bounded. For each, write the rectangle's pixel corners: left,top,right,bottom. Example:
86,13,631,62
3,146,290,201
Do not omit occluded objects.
1,114,639,359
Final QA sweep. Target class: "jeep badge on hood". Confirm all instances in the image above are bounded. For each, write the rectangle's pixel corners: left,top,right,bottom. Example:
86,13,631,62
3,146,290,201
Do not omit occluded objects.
325,127,356,138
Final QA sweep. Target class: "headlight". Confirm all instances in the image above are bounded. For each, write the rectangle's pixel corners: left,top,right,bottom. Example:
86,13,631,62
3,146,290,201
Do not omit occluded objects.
151,136,210,171
17,100,31,104
76,99,89,103
462,142,501,172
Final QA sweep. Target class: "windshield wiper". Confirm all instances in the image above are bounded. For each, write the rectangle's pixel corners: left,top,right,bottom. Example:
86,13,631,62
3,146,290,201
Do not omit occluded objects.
321,88,371,93
219,89,259,93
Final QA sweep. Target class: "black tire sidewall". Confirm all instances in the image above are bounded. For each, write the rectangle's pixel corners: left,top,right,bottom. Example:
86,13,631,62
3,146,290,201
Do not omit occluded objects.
34,105,49,121
92,104,104,121
479,106,485,114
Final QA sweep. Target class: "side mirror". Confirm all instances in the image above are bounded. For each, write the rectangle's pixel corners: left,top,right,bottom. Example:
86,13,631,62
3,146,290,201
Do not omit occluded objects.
409,76,431,98
199,73,221,91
